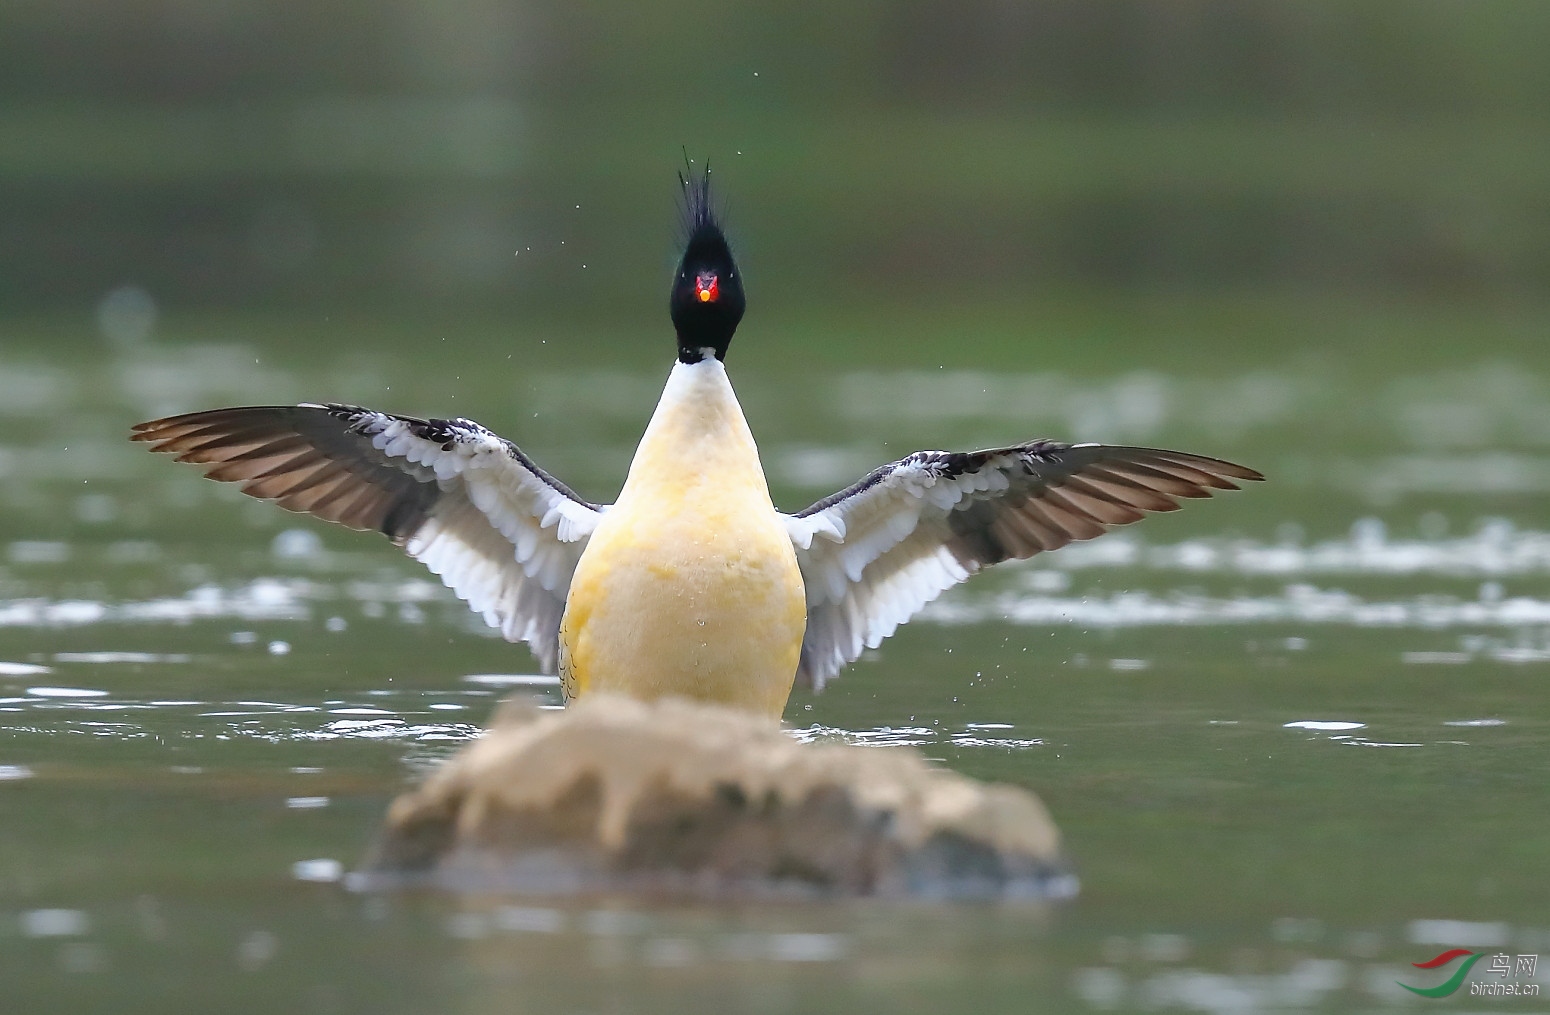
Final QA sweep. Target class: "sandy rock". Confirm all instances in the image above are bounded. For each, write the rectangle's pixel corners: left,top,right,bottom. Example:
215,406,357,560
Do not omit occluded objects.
361,694,1071,900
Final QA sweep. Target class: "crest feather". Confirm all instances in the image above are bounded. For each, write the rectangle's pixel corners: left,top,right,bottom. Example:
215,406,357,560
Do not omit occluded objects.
677,157,722,245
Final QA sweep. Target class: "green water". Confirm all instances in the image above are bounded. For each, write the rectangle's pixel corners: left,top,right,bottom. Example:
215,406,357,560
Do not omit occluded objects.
6,3,1550,1009
1,301,1547,1013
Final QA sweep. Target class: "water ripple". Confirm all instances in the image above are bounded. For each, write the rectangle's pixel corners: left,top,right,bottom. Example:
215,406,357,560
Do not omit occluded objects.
0,693,484,745
790,723,1043,750
1031,518,1550,578
928,583,1550,630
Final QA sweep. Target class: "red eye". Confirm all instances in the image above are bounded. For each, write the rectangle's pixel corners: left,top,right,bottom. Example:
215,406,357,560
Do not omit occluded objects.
694,274,719,303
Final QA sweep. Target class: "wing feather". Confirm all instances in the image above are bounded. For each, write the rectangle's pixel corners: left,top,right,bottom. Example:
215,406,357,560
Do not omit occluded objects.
1066,472,1178,513
1087,460,1211,498
785,441,1262,689
132,403,602,671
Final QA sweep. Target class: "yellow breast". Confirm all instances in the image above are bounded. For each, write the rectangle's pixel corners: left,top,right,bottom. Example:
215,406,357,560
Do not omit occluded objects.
559,360,806,718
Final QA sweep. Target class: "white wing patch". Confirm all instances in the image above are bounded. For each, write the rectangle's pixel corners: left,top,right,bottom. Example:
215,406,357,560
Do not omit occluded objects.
132,403,603,672
785,442,1262,690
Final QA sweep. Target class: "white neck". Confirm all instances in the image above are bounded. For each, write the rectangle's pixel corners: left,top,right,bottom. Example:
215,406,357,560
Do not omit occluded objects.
617,359,770,502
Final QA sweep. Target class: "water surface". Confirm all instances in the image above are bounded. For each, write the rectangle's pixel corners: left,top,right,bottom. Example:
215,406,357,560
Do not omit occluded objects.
2,323,1548,1013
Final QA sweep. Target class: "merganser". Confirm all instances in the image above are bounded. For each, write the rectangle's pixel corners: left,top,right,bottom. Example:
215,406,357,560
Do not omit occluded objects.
132,167,1262,718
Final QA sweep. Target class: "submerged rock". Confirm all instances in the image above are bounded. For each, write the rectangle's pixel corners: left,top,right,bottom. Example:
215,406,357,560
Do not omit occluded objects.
361,694,1071,900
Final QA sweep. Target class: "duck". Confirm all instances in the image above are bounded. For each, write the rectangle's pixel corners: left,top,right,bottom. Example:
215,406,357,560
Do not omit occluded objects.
132,166,1262,719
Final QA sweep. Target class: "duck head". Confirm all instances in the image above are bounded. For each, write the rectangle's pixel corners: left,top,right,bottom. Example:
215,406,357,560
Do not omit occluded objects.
670,166,745,364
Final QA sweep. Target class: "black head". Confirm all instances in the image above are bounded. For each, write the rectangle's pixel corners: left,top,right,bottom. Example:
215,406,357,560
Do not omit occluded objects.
670,164,745,364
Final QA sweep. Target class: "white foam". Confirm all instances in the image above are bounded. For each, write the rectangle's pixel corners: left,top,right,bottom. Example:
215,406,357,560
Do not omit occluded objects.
291,719,478,742
1075,957,1347,1012
8,541,71,564
1036,518,1550,579
492,906,566,934
926,583,1550,630
20,909,90,937
1407,919,1510,947
1284,721,1365,731
0,580,313,630
462,673,561,687
950,735,1044,748
789,723,1042,751
53,652,189,664
763,932,848,963
272,528,324,560
1401,652,1472,665
26,686,109,698
292,858,343,883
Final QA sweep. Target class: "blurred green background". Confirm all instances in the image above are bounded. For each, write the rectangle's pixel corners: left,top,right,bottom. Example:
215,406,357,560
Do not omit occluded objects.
4,0,1548,368
4,4,1550,1013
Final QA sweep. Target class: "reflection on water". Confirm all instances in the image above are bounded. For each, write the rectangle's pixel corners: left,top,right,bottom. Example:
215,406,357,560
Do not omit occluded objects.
0,679,1061,752
792,722,1043,749
0,683,487,744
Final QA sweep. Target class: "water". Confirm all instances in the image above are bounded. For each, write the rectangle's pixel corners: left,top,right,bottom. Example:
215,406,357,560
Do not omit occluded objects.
1,322,1548,1014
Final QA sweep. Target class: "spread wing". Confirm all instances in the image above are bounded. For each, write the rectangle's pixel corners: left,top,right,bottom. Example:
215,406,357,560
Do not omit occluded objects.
783,441,1262,690
131,403,603,672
